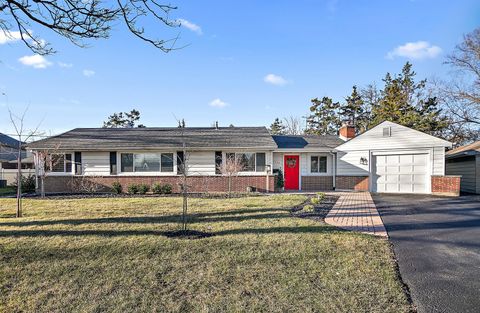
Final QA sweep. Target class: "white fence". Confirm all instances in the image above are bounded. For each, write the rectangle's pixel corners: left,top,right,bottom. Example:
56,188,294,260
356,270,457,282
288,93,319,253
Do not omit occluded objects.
0,169,36,186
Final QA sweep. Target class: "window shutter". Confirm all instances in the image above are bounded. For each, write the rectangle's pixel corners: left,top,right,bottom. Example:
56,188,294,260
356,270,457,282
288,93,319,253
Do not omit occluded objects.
110,152,117,175
215,151,222,174
74,152,82,175
256,153,266,172
177,151,184,175
65,154,72,173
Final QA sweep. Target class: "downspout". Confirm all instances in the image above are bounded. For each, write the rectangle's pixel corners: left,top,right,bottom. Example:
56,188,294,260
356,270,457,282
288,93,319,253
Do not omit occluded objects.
330,151,336,190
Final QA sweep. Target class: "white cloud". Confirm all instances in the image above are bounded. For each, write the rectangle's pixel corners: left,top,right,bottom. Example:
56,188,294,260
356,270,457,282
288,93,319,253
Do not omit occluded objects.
83,69,95,77
18,55,52,69
386,41,442,60
0,30,22,44
58,62,73,68
264,74,288,86
178,18,203,35
209,98,228,108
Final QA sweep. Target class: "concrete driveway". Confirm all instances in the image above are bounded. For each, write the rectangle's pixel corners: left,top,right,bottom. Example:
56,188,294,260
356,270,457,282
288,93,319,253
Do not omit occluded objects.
373,194,480,313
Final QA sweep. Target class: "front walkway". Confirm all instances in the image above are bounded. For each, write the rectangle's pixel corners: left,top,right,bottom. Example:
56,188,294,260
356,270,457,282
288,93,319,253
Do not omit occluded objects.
325,192,387,237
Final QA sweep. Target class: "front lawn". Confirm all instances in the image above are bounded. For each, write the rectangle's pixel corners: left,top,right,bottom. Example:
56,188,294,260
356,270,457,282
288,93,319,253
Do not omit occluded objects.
0,195,411,312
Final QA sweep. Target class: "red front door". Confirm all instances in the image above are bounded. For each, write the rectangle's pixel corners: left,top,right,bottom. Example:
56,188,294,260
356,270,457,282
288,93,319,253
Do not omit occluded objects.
284,155,299,190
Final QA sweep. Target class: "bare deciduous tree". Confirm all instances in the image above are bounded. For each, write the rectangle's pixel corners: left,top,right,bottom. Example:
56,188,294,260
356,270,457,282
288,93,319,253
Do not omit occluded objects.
217,154,244,197
32,146,62,198
8,107,42,217
283,116,304,135
434,28,480,144
0,0,182,55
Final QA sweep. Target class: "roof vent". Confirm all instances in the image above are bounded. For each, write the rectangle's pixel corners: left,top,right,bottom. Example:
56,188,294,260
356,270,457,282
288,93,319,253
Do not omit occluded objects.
383,127,391,137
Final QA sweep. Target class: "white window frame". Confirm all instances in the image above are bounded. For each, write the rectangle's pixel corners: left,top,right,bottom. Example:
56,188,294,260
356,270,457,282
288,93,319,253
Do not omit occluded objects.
227,152,266,173
310,155,327,174
118,152,176,175
46,153,72,175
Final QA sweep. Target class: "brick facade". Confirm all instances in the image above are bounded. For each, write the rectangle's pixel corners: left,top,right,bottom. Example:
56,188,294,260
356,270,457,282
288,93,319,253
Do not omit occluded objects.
42,175,275,194
335,176,369,191
301,176,334,191
431,175,461,196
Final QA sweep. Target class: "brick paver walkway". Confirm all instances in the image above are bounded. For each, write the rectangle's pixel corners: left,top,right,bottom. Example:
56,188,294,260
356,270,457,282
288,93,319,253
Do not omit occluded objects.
325,192,387,237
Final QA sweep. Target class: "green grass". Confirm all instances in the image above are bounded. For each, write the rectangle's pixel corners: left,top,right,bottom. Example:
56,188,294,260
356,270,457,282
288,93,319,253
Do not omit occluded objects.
0,187,15,196
0,195,411,313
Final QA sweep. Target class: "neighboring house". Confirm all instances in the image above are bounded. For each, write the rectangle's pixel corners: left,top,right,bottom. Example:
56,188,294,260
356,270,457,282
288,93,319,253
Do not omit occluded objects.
0,133,35,185
27,121,458,195
445,141,480,194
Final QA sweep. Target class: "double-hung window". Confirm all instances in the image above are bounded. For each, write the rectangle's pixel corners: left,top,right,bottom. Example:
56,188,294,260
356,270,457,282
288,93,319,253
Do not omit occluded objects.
311,156,327,173
120,153,174,173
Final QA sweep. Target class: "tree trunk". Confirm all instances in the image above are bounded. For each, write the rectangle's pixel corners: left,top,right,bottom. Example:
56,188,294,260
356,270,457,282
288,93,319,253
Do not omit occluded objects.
41,176,45,198
16,150,22,218
228,175,232,197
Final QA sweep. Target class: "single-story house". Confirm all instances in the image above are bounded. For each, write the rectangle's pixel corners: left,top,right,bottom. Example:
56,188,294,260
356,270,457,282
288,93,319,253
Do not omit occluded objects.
445,141,480,194
27,121,459,195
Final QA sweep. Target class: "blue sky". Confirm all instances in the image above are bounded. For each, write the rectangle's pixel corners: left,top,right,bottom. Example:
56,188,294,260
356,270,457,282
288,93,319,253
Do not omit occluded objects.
1,0,479,136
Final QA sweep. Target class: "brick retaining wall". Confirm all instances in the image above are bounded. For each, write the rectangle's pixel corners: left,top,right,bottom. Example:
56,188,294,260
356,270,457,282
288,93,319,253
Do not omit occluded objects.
42,175,275,194
431,175,461,196
335,176,369,191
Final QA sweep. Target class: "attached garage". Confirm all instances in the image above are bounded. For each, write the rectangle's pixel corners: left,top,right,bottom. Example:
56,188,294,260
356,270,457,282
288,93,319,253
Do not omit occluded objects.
373,153,428,193
335,121,452,194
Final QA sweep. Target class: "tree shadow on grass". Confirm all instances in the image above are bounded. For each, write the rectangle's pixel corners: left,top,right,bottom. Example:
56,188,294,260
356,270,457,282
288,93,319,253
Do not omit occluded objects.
0,208,293,228
0,225,341,239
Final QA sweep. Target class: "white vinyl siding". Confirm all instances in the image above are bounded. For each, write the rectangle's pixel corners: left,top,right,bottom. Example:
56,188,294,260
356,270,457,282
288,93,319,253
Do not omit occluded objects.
446,156,477,194
82,152,110,176
336,151,369,176
433,147,445,176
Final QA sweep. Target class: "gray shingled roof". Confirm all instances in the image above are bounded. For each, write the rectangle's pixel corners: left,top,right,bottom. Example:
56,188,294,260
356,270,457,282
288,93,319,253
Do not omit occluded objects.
272,135,343,149
27,127,278,151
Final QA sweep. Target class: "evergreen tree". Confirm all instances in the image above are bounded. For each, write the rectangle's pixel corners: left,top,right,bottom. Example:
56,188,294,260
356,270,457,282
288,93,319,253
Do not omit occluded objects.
305,97,341,135
269,118,287,135
369,62,448,136
339,86,367,132
103,109,143,128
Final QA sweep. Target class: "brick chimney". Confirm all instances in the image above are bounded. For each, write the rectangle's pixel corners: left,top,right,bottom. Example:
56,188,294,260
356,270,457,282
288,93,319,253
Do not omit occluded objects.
339,122,356,141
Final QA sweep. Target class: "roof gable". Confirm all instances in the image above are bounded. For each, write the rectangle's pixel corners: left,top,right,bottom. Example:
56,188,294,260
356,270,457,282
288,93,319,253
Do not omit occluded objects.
335,121,452,151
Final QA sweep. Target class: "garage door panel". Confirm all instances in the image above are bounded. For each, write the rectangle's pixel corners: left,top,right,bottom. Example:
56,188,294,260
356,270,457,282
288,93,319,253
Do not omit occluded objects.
374,154,428,194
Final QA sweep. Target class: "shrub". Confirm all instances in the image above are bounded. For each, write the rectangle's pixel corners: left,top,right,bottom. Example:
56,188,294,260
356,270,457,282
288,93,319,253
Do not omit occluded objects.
127,183,139,194
274,169,284,189
151,183,162,194
12,175,36,193
303,204,315,213
161,184,172,194
316,192,325,201
151,183,172,194
111,181,122,194
311,197,320,205
138,184,149,195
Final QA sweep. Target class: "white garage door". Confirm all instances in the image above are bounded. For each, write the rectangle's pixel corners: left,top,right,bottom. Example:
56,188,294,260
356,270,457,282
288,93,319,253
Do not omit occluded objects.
373,154,428,193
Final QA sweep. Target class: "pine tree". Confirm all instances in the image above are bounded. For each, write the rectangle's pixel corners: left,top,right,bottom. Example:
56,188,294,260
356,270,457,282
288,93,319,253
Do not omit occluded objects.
269,118,286,135
103,109,143,128
369,62,447,136
305,97,341,135
339,86,367,132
